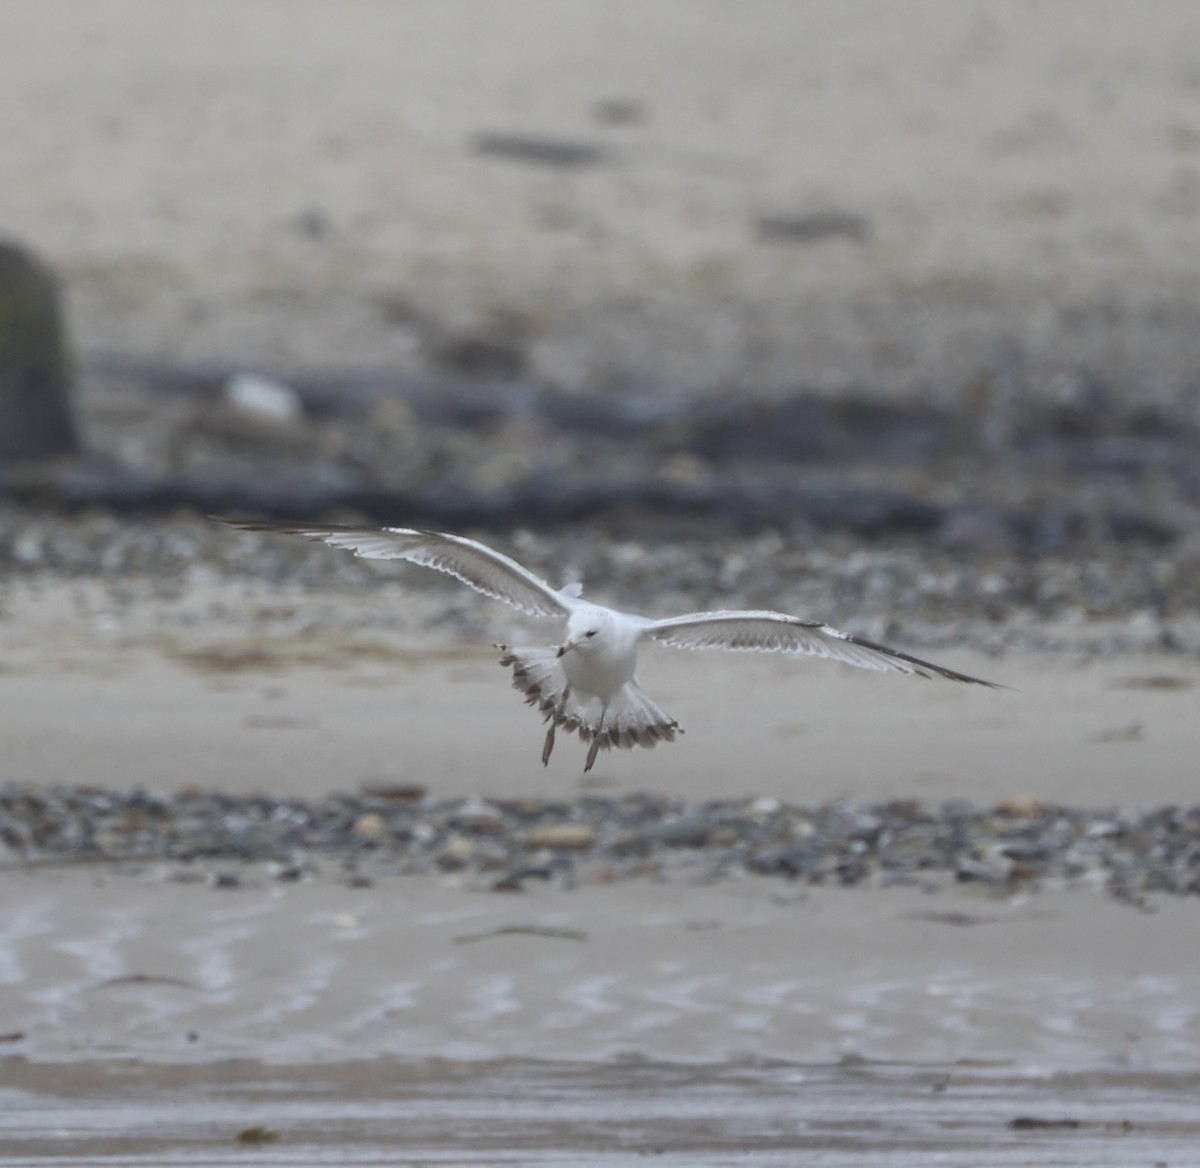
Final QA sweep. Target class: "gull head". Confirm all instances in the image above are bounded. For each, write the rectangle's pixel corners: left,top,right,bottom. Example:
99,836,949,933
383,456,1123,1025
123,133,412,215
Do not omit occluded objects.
557,607,616,658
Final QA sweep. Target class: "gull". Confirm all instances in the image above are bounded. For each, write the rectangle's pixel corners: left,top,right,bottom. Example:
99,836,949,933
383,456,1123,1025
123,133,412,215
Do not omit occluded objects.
219,520,1000,772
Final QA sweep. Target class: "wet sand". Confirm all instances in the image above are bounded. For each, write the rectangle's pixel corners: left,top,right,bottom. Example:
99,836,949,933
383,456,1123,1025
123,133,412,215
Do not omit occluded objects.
4,1058,1200,1166
1,873,1198,1068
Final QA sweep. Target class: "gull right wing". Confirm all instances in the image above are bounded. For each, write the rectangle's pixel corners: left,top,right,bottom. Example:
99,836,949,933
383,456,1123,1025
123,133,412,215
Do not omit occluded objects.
217,519,575,619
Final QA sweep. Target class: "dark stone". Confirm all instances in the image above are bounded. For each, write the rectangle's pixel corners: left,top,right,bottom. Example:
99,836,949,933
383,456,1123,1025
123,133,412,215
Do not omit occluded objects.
0,241,79,463
592,98,647,126
472,132,606,168
1008,1116,1081,1131
755,211,871,244
429,333,526,378
655,816,712,848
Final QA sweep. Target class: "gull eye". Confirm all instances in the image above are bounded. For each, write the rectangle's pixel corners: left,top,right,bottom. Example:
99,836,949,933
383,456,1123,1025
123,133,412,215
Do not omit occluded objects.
585,630,597,638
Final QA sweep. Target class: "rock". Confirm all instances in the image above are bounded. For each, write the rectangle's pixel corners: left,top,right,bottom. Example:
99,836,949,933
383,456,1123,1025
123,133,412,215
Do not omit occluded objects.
359,783,427,803
235,1126,280,1145
0,241,79,463
436,832,477,870
472,132,605,168
997,795,1054,818
428,333,526,378
352,812,388,839
525,823,597,851
592,98,646,126
292,207,332,239
223,372,304,426
655,815,712,848
755,211,871,245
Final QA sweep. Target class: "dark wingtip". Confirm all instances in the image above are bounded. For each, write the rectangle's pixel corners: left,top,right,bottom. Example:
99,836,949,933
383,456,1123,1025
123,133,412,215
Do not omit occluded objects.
210,516,294,532
946,670,1011,691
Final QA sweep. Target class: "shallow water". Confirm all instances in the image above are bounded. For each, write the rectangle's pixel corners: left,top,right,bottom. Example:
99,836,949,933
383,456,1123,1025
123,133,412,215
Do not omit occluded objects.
2,1058,1198,1167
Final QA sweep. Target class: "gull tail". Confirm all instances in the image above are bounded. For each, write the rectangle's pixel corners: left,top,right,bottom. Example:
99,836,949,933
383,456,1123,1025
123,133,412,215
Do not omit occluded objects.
497,646,682,770
580,680,682,753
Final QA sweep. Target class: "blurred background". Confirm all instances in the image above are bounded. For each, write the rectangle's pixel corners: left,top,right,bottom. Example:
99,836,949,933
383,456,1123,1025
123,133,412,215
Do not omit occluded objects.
1,0,1197,645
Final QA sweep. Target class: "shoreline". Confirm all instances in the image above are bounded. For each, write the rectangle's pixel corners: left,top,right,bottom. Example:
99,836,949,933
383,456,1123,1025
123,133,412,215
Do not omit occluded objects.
0,873,1197,1069
4,1057,1199,1166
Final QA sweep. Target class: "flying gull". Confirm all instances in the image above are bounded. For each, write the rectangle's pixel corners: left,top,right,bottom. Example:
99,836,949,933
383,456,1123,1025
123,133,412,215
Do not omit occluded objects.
219,520,1000,771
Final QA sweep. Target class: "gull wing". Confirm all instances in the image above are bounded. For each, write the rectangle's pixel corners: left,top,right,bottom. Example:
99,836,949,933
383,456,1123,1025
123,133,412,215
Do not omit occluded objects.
217,519,574,619
643,610,1000,686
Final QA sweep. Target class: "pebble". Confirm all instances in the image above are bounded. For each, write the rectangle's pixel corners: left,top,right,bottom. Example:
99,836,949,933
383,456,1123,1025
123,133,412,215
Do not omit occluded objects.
1,784,1198,904
352,813,388,839
1,511,1198,659
525,823,597,851
655,816,712,848
223,372,304,426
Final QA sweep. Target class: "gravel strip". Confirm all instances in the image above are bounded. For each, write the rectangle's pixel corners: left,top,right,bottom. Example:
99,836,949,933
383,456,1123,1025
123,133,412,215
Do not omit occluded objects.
3,785,1197,906
2,511,1199,657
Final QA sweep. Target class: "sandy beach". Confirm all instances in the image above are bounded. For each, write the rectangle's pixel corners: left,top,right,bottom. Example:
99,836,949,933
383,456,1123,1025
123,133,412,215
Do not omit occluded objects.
3,2,1200,1162
0,576,1196,807
2,579,1199,1069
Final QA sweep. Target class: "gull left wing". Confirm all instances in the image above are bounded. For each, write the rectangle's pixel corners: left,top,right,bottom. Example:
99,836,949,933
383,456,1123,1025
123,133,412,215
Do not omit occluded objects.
643,610,1000,686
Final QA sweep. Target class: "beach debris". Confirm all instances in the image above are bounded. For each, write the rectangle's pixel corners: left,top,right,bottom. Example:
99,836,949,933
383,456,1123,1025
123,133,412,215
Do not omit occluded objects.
592,97,646,126
1114,674,1193,691
235,1126,280,1145
453,924,589,945
904,911,1001,927
1008,1115,1136,1132
426,329,527,378
1009,1116,1082,1130
223,371,304,427
360,783,427,804
654,815,713,849
755,210,871,245
95,973,195,990
525,823,597,851
996,795,1055,818
472,132,606,168
352,812,388,839
291,206,332,239
1089,720,1145,744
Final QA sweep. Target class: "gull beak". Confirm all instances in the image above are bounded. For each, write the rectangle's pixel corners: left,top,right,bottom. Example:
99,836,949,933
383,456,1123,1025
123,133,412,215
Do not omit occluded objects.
556,639,575,659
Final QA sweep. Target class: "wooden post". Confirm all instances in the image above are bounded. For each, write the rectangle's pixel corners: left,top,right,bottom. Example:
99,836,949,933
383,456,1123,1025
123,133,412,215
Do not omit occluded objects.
0,241,79,463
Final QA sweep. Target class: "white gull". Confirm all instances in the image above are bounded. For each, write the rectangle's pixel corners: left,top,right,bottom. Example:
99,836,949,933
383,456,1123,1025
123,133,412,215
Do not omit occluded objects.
220,520,1000,772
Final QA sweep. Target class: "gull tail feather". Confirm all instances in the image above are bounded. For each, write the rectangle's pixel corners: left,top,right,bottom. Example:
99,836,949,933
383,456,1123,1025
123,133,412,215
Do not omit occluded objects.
497,646,681,766
588,680,682,752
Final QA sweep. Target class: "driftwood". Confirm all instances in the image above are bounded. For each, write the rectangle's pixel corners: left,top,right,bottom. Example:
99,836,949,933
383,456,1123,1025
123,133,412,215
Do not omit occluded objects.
85,354,1197,473
0,462,1179,550
4,355,1189,548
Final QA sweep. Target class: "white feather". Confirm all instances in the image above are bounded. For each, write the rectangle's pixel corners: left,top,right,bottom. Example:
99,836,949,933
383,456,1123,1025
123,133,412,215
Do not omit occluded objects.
643,610,998,684
220,521,574,619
